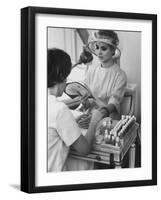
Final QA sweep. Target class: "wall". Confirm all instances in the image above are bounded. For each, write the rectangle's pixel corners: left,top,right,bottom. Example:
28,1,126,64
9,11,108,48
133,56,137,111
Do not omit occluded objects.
0,0,160,200
118,31,141,121
48,27,77,62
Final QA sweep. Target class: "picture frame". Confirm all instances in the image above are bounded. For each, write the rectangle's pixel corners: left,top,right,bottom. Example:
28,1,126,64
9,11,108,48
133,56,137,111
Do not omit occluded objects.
21,6,157,193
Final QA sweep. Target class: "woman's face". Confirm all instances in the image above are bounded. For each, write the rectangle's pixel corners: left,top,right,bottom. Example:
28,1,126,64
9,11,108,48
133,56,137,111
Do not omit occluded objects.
94,42,114,63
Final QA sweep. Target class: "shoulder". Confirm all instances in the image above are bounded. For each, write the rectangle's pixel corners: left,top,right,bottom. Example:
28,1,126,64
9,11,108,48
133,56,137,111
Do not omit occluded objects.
86,62,99,73
113,64,127,80
48,95,68,113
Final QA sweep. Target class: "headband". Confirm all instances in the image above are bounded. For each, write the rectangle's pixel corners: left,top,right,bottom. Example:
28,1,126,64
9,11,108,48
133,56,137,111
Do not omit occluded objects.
87,33,121,58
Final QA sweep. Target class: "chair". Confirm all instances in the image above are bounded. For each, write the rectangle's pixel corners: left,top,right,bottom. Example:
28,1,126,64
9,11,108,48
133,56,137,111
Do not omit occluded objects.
121,83,141,167
120,83,136,116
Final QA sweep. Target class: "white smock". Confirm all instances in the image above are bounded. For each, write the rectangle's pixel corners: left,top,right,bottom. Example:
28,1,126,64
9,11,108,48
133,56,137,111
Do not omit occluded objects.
84,63,127,119
48,95,82,172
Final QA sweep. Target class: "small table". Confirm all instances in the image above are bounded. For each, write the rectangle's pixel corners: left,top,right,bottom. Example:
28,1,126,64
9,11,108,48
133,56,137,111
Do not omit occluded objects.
69,122,139,169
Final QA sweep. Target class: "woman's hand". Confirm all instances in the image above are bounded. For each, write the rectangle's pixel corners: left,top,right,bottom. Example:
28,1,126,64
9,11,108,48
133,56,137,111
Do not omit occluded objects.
97,107,110,118
78,94,91,112
78,47,93,64
80,96,98,112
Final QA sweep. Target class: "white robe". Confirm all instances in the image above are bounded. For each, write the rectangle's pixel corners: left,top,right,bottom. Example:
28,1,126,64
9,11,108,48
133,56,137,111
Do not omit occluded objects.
85,63,127,119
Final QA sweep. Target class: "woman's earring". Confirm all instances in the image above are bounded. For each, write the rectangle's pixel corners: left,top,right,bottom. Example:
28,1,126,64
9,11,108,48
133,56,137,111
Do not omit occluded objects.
112,48,121,60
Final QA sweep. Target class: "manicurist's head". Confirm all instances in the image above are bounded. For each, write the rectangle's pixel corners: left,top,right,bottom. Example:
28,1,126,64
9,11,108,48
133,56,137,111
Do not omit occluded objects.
48,48,72,96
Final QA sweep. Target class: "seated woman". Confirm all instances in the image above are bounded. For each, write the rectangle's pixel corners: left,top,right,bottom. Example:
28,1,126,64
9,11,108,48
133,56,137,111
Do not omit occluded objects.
78,30,127,129
73,30,128,169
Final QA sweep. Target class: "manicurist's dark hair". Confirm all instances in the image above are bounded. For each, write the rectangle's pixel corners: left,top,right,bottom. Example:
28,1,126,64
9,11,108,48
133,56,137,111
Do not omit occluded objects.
47,48,72,88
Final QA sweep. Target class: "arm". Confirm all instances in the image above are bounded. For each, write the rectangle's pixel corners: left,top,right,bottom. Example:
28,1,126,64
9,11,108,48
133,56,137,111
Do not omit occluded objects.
56,102,101,155
71,109,103,154
108,71,127,114
98,103,117,118
99,71,127,116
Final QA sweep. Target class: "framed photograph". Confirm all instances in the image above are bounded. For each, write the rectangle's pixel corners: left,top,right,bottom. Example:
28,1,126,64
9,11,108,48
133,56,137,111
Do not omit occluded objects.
21,6,157,193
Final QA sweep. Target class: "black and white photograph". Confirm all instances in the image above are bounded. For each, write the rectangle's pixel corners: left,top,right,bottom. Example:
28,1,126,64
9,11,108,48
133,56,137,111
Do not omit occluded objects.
21,6,157,193
47,27,141,172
